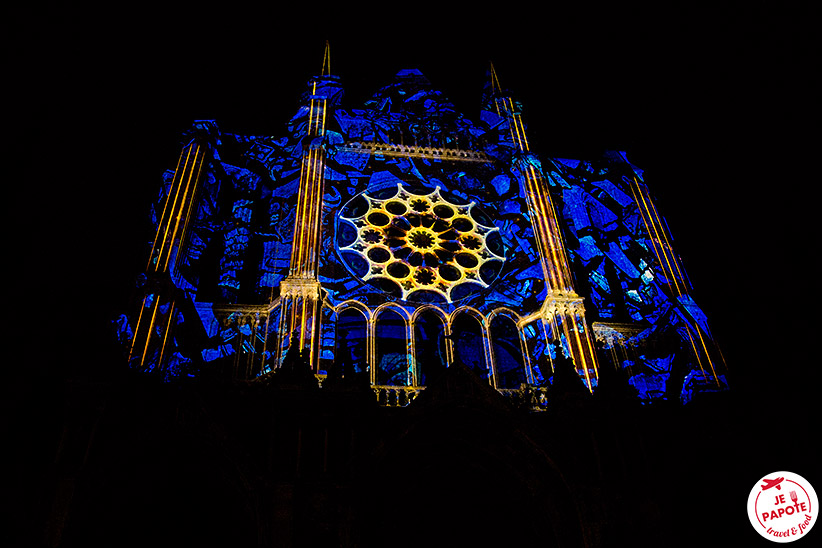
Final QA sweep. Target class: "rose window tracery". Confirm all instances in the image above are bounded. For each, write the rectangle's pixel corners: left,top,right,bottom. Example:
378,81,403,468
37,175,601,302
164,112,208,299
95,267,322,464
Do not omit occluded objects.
337,183,505,302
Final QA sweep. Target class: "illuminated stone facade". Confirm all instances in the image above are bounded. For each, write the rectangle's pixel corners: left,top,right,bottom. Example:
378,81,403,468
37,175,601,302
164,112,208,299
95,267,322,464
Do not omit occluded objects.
118,48,727,405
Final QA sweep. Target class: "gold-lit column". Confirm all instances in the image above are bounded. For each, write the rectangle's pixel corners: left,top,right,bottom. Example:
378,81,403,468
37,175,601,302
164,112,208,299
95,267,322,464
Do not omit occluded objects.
404,320,414,387
491,77,600,390
568,308,600,390
277,71,330,374
276,280,322,371
147,143,206,274
129,141,206,372
368,316,377,385
628,176,724,386
521,163,576,292
409,325,419,386
628,178,688,297
443,322,455,368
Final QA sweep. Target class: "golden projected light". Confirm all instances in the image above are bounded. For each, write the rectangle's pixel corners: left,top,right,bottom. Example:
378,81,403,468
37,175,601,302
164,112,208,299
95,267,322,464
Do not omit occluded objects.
147,143,205,274
338,183,505,303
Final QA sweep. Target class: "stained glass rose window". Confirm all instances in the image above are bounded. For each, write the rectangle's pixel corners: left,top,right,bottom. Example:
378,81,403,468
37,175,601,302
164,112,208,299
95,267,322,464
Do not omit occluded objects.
336,183,505,302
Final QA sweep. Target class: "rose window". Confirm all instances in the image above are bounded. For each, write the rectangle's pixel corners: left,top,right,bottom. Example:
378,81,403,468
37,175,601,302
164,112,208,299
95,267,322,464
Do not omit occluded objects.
337,183,505,302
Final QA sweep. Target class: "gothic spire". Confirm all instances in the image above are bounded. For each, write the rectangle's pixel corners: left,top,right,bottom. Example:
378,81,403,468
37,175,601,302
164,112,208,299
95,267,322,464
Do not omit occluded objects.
321,40,331,77
489,61,502,96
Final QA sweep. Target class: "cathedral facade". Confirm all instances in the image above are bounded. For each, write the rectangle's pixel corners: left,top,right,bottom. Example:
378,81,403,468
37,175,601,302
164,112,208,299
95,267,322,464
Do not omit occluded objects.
117,46,727,405
20,46,747,548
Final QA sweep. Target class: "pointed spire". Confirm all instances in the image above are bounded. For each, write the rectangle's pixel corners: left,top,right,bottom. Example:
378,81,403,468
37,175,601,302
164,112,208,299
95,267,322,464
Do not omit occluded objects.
489,61,502,95
321,40,331,77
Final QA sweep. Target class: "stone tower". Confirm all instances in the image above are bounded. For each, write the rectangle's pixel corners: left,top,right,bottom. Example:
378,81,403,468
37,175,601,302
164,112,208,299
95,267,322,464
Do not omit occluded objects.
119,45,726,405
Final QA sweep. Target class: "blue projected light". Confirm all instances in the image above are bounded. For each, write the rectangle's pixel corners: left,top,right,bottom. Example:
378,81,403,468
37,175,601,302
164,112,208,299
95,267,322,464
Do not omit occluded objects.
117,63,727,406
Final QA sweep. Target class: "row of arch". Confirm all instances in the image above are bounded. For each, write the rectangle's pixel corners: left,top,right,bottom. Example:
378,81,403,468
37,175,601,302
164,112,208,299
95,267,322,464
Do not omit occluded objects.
330,301,540,389
340,141,489,162
194,295,596,392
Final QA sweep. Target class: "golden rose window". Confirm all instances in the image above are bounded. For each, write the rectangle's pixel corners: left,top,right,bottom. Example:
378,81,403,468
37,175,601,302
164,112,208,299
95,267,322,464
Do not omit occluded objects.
336,183,505,303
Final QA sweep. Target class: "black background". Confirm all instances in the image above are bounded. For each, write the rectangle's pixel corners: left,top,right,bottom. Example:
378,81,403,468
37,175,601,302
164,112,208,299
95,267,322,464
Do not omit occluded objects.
33,5,815,390
16,3,819,545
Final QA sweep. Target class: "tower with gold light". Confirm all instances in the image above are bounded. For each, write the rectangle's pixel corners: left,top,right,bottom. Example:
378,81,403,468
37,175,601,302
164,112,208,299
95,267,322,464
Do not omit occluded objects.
127,132,208,373
119,44,727,405
276,43,334,373
487,64,600,390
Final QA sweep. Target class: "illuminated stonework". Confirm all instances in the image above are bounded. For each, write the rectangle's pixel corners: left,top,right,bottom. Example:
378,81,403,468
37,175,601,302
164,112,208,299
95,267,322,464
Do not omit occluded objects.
337,183,504,303
118,53,728,406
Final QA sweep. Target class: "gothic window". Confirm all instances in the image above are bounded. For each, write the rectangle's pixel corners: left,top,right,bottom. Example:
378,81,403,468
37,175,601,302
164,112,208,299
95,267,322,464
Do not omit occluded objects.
375,308,410,386
451,312,488,380
490,315,526,389
336,308,368,376
413,310,447,385
522,320,550,384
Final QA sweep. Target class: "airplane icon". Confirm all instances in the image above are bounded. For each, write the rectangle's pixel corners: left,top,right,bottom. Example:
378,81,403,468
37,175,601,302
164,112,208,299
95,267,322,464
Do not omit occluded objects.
761,477,785,491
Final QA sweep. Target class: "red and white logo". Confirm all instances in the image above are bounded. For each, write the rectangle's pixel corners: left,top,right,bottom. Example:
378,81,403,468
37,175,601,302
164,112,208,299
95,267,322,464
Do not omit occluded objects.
748,471,817,542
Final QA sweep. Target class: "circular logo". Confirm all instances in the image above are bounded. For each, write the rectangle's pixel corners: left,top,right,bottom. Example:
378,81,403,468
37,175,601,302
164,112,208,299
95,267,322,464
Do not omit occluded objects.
747,471,817,542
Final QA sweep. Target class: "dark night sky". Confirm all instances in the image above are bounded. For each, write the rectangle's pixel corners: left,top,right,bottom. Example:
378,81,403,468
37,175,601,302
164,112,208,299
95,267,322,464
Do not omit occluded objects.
29,4,817,402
